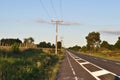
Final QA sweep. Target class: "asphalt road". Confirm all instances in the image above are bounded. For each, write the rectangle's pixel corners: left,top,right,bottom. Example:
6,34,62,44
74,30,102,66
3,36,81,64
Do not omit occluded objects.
56,50,120,80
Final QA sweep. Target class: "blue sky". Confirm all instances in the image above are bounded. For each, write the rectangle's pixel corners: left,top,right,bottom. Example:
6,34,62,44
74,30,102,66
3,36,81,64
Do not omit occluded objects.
0,0,120,47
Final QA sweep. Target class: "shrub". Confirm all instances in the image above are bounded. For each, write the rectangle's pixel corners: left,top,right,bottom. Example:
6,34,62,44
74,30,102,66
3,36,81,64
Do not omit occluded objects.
11,43,20,53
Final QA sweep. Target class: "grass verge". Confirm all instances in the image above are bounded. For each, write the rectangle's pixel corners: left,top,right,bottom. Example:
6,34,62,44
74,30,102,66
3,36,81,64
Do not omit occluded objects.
79,51,120,61
49,50,65,80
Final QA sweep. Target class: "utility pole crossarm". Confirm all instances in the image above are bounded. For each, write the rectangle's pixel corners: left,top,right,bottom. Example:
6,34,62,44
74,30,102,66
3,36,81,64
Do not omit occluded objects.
51,20,63,54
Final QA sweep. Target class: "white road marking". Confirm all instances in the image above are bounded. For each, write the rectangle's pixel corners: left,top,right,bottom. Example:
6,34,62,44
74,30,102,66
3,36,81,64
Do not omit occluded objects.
116,62,120,65
94,58,97,59
79,78,84,80
67,51,100,80
80,62,90,65
102,59,107,62
92,70,110,76
67,51,120,80
63,77,70,79
75,76,78,80
73,71,76,75
66,53,78,80
71,68,76,75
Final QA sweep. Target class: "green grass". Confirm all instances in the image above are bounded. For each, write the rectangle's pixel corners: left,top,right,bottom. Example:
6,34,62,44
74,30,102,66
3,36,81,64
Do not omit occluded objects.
48,49,65,80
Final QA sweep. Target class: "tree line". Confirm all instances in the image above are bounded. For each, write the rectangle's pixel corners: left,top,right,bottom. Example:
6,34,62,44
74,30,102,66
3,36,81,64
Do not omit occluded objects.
70,32,120,52
0,37,61,49
0,38,22,46
37,41,61,49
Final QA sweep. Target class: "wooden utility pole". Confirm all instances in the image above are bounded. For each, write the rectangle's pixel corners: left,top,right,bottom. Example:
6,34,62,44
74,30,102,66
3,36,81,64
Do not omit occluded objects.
51,20,63,54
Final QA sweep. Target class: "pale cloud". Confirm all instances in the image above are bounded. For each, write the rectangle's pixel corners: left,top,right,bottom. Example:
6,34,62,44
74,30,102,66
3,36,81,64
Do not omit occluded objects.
35,18,51,24
34,18,80,26
59,21,80,25
100,30,120,35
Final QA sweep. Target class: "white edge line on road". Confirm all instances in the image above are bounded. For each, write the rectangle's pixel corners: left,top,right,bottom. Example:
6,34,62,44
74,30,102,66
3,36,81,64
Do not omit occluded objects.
67,51,120,79
75,76,78,80
72,70,76,75
66,52,78,80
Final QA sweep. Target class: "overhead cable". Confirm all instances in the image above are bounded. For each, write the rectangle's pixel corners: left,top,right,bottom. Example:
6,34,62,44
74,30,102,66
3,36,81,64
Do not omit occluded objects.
50,0,58,19
39,0,51,19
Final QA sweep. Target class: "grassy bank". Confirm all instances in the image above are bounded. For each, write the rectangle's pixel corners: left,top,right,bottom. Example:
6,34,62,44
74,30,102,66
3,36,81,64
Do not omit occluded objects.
79,50,120,61
0,48,64,80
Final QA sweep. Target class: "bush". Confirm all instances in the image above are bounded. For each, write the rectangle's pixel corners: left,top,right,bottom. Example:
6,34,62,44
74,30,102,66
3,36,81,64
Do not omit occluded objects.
11,43,20,53
0,60,41,80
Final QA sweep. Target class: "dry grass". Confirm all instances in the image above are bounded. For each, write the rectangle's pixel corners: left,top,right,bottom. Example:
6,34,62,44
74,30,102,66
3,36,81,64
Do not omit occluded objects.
79,50,120,61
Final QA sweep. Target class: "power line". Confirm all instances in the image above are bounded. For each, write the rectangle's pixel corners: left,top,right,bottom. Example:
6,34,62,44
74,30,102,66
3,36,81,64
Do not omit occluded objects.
39,0,63,20
39,0,51,19
59,0,63,20
50,0,58,19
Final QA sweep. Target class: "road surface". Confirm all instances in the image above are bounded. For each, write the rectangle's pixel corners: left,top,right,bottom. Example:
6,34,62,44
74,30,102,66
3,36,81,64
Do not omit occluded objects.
56,50,120,80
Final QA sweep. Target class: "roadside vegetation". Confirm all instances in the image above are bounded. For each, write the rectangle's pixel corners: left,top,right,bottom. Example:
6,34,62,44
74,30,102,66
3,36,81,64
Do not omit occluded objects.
0,48,64,80
69,32,120,61
0,37,64,80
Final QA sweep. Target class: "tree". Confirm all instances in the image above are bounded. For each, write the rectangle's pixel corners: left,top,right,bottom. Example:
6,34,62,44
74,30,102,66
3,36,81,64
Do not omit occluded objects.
24,37,34,47
101,41,110,49
24,37,34,44
86,32,101,50
37,41,54,48
57,41,61,49
114,37,120,49
28,37,34,43
81,46,87,52
51,44,55,48
37,42,47,48
24,38,28,44
0,38,22,46
69,45,81,51
100,41,114,50
47,42,52,48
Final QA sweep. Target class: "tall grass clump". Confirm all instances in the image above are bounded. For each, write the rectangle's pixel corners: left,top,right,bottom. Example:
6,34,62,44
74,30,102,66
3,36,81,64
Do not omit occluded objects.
11,43,20,53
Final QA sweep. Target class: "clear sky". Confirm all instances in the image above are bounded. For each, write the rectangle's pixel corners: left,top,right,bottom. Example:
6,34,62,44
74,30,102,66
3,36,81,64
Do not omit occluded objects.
0,0,120,47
